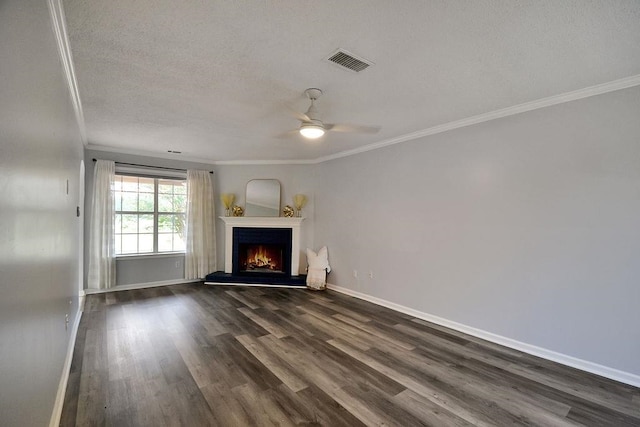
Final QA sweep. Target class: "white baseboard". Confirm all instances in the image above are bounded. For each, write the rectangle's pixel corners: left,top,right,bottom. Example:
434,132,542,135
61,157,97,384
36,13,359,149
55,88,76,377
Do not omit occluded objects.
83,278,202,295
326,283,640,388
49,304,82,427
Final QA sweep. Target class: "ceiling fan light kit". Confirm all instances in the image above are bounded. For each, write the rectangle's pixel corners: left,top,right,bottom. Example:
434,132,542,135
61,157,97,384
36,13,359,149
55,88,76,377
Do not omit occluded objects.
299,124,325,139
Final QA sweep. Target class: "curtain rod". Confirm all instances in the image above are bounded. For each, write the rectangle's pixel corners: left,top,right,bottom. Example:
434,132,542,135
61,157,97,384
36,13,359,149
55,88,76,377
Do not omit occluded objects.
92,158,213,174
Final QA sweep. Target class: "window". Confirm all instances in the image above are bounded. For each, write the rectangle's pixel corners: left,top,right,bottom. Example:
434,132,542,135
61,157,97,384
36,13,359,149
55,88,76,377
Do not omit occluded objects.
114,175,187,255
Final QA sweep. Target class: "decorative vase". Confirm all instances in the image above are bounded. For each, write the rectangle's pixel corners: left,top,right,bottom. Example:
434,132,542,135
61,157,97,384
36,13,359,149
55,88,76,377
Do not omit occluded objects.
221,193,235,216
293,194,307,218
283,205,294,217
232,205,244,217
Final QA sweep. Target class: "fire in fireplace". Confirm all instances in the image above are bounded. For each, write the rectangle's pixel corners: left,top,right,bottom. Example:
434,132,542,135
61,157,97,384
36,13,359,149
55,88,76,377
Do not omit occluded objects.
240,244,284,273
232,227,292,277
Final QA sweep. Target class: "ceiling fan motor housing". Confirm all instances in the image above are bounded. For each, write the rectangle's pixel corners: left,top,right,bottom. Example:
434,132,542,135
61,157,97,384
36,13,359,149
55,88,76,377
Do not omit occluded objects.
304,88,323,100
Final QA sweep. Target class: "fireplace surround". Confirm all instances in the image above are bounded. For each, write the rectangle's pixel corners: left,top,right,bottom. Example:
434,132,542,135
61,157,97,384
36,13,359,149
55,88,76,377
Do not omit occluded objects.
205,217,305,286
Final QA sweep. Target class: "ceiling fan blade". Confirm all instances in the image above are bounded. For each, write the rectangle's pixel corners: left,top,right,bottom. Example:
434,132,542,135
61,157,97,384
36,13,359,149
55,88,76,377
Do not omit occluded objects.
283,104,310,122
325,123,381,134
293,111,311,122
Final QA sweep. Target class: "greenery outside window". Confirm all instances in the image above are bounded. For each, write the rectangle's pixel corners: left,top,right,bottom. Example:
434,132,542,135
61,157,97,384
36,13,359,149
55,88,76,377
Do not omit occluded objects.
114,174,187,255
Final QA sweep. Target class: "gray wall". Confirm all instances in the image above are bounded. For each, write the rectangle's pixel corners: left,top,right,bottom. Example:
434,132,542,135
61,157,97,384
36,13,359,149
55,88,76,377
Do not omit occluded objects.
0,1,85,425
314,86,640,377
84,151,316,286
116,254,185,286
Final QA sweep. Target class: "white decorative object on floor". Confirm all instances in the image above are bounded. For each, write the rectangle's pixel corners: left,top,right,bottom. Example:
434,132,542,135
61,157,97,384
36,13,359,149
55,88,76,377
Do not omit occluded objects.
306,246,331,290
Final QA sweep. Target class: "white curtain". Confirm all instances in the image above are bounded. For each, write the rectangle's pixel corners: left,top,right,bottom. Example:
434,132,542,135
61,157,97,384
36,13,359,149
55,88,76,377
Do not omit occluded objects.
87,160,116,289
185,170,216,279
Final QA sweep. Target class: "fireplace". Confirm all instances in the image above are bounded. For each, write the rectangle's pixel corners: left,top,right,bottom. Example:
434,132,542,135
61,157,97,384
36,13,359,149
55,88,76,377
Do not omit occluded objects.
211,217,305,286
232,227,292,277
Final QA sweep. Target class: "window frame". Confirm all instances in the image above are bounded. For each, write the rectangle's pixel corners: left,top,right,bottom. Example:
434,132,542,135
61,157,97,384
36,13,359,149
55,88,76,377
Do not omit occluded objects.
114,173,187,256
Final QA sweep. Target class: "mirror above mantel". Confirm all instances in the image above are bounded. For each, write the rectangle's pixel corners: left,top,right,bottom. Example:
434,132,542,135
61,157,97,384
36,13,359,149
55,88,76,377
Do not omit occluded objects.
245,179,281,217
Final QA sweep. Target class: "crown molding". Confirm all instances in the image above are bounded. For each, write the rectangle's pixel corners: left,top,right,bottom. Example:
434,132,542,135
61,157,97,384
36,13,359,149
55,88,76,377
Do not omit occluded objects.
314,74,640,164
86,144,317,166
87,143,219,164
212,159,316,165
47,0,87,145
87,74,640,166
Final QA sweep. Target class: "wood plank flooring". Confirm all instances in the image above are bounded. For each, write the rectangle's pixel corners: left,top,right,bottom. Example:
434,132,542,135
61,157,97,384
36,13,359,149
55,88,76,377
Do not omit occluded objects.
60,283,640,426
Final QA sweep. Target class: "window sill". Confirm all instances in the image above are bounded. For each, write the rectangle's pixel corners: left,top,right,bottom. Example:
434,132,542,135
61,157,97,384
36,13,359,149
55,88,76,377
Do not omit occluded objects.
116,252,185,261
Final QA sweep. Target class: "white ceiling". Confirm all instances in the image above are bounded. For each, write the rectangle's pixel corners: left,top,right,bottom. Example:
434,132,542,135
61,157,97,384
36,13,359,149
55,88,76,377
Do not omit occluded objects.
63,1,640,163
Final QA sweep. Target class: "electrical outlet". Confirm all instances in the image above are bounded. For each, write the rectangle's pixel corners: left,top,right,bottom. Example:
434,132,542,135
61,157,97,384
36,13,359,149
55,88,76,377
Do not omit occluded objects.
65,314,69,330
369,271,374,279
175,261,180,268
353,270,358,279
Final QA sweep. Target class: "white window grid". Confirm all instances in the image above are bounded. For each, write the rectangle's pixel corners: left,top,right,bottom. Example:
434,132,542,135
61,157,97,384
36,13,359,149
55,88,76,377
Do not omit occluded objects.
114,175,186,255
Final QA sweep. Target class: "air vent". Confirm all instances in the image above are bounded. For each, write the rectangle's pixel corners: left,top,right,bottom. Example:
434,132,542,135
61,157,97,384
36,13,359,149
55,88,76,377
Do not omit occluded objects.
326,49,373,72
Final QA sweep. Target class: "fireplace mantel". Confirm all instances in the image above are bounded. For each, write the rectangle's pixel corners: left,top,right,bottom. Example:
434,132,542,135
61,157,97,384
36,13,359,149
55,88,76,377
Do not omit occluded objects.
220,217,305,275
220,217,304,228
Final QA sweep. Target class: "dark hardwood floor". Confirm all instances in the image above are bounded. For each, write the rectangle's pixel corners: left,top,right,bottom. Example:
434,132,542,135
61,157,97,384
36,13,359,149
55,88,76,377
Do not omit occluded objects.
60,283,640,426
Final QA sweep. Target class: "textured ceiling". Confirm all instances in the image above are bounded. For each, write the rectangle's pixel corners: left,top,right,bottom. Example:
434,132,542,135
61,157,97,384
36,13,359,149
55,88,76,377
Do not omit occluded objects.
63,1,640,162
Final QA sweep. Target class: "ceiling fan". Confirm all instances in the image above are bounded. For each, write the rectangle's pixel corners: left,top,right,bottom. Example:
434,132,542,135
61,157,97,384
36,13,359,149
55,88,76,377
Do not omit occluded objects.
293,88,380,139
